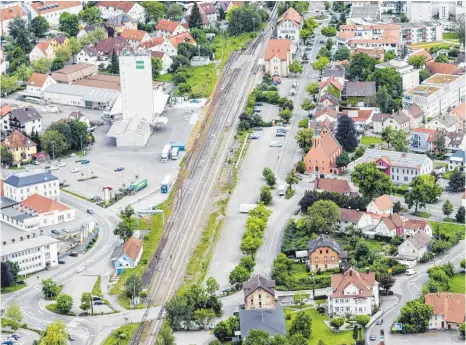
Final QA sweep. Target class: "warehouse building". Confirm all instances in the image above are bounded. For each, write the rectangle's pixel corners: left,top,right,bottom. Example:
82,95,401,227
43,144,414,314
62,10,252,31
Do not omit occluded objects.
51,63,98,84
106,116,151,147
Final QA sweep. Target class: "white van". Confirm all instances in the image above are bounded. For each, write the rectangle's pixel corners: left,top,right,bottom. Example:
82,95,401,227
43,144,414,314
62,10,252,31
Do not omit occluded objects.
171,147,179,160
279,185,285,196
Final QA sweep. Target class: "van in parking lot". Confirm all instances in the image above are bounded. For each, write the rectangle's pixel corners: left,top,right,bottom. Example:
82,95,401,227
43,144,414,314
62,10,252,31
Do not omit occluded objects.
279,185,286,196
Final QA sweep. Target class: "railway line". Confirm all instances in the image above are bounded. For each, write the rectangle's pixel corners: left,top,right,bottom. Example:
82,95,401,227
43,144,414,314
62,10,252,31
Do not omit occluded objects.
129,6,278,345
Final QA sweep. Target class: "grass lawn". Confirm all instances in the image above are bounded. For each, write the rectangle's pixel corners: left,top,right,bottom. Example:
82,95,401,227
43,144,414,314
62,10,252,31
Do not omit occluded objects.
413,211,431,219
285,307,357,345
291,263,309,280
443,170,453,179
444,32,459,40
102,324,138,345
408,42,455,50
214,32,255,68
429,220,466,240
92,276,102,297
361,136,382,145
45,303,75,316
449,273,465,294
1,283,26,294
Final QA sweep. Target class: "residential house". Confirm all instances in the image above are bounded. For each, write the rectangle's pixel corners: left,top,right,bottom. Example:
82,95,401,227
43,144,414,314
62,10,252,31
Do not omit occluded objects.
405,103,426,129
375,59,419,91
410,128,439,154
359,148,434,185
340,108,375,129
404,219,433,238
276,7,303,47
401,21,443,45
307,235,343,272
322,64,345,85
351,48,385,60
26,73,56,97
68,111,90,128
155,19,189,39
182,11,210,29
397,231,432,265
120,29,151,48
446,132,466,152
408,49,433,64
150,51,173,75
320,76,343,99
264,39,292,78
342,81,376,103
303,126,343,174
77,37,130,68
3,169,59,202
314,178,356,196
18,194,75,228
77,25,108,40
29,41,55,63
0,5,27,37
239,308,286,340
448,150,465,171
339,208,372,230
425,293,466,330
105,13,138,33
146,32,196,57
337,24,401,53
426,114,458,133
97,1,146,22
243,275,276,310
403,85,446,118
422,74,465,110
2,130,37,164
315,107,339,123
328,268,379,317
27,2,82,27
382,110,411,133
371,213,405,237
49,34,69,48
1,104,11,134
9,106,43,135
217,1,245,13
51,64,98,84
426,62,464,76
113,235,143,274
199,3,218,24
450,102,465,133
319,93,339,108
372,113,391,134
366,195,393,216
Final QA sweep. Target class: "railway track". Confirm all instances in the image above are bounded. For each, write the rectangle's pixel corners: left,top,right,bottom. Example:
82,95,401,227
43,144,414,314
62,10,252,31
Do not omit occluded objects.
129,6,278,345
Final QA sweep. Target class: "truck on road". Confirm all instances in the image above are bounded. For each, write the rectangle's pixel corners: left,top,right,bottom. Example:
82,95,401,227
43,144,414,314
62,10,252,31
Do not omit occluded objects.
128,178,147,195
161,175,173,194
161,145,172,162
171,147,179,160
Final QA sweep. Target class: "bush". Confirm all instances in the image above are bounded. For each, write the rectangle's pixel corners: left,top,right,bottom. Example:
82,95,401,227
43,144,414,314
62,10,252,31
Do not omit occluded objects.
419,252,434,263
296,161,306,174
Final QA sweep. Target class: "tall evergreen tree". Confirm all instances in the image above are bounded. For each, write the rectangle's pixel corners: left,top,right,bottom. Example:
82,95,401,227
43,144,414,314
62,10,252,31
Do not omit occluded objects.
335,115,358,152
1,262,14,289
189,2,204,29
30,129,41,152
110,50,119,74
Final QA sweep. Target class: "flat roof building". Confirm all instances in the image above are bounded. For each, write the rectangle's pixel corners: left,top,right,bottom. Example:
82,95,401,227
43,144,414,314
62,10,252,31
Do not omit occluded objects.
51,63,98,84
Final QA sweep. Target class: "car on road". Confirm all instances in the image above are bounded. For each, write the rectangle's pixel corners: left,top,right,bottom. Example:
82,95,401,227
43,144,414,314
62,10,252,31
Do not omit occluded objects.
76,267,85,273
406,268,417,276
2,340,14,345
81,159,90,164
87,209,94,214
370,334,376,341
276,131,286,137
70,252,78,257
376,319,383,325
253,108,261,113
11,335,20,340
58,162,66,167
114,167,124,172
94,300,105,305
58,260,66,264
51,229,60,235
320,39,325,43
68,334,76,341
71,168,79,173
62,228,70,233
270,141,282,147
250,132,260,139
49,165,59,171
92,296,102,301
255,102,263,106
90,195,102,202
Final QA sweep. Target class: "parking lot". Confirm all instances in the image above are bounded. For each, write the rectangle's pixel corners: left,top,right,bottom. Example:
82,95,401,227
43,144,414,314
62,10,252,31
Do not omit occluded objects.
1,329,40,345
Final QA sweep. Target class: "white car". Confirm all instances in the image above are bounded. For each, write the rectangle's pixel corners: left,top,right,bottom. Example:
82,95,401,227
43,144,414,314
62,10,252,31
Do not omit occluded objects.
270,141,282,147
71,168,79,173
70,153,77,158
50,165,59,170
76,267,85,273
58,162,66,167
406,268,417,276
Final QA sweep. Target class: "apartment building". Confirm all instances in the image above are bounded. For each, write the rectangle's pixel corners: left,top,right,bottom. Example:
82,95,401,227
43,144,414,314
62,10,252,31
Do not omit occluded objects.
0,5,27,37
337,24,401,53
27,2,82,27
401,21,443,45
375,59,419,91
3,169,59,202
406,1,433,22
403,85,446,118
97,1,146,22
422,74,465,110
276,7,303,47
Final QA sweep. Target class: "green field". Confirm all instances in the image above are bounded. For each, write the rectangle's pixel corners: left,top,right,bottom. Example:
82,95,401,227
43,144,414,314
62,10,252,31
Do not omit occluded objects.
285,307,357,345
1,283,26,295
361,136,382,145
429,221,466,240
291,263,309,279
449,273,465,294
102,324,138,345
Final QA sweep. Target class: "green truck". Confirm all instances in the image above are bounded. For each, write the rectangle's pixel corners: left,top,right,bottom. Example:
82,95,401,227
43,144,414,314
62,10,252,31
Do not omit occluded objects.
128,178,147,195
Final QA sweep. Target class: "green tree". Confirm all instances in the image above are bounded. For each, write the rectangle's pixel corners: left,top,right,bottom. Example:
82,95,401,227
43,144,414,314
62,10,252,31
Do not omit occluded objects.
456,206,465,223
457,15,465,46
56,294,73,314
298,119,309,128
8,17,32,53
376,87,395,113
442,200,454,217
300,29,313,44
460,258,465,270
55,45,72,64
290,311,312,338
347,53,377,81
48,122,72,149
301,99,316,112
156,323,176,345
356,314,370,328
14,63,31,83
433,130,446,154
334,46,350,61
285,170,300,191
408,55,426,69
398,299,433,332
69,119,89,150
42,278,60,299
336,151,351,168
260,186,273,205
370,67,403,99
335,114,358,152
295,128,314,153
125,273,143,298
79,6,101,24
142,1,165,22
317,47,331,59
80,292,93,315
289,60,304,74
40,130,68,158
194,308,216,330
296,160,306,174
263,167,277,187
272,253,293,286
405,175,443,212
240,236,262,258
189,2,204,29
244,329,270,345
229,264,251,285
419,68,431,82
167,3,184,18
0,146,12,166
1,75,20,95
353,325,359,341
391,129,409,152
306,82,320,96
306,200,340,234
152,57,163,79
460,322,466,339
321,26,337,37
293,291,307,307
6,302,23,322
448,169,465,192
67,37,83,63
379,273,395,295
239,256,255,272
384,50,396,62
312,56,330,74
434,54,449,63
351,162,393,199
113,217,136,241
109,50,119,74
40,320,67,345
32,57,52,73
206,277,219,295
381,125,395,149
30,16,50,38
59,12,79,36
330,317,345,330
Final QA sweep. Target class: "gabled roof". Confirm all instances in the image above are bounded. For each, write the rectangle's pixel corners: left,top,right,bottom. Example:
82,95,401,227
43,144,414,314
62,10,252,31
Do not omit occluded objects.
371,194,393,212
86,36,130,56
277,7,303,27
406,103,425,119
120,29,148,42
239,308,286,338
331,268,376,298
322,64,345,78
308,234,341,254
382,213,404,230
451,102,465,119
106,13,137,26
34,41,52,54
344,81,376,97
447,132,465,146
1,104,11,117
27,73,50,88
320,76,343,91
264,39,291,61
29,1,81,15
243,275,276,299
140,36,165,49
372,113,391,122
320,93,339,105
20,194,68,214
315,107,339,119
151,51,169,59
406,231,431,249
69,111,87,121
361,148,432,170
404,218,430,232
53,34,67,45
155,19,180,33
314,178,351,194
408,49,433,63
426,61,463,75
351,48,384,58
97,1,135,12
430,114,457,128
340,208,367,223
199,3,217,15
1,5,26,20
120,235,142,261
425,293,466,324
450,150,466,162
168,32,196,48
10,106,42,124
386,110,410,125
3,130,37,149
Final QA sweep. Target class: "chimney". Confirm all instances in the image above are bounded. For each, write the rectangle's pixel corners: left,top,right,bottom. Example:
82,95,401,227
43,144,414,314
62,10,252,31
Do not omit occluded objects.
366,268,369,274
25,107,29,111
349,269,353,276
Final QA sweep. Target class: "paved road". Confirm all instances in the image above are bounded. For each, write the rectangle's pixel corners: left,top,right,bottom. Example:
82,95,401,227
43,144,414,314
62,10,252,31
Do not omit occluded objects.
366,240,465,344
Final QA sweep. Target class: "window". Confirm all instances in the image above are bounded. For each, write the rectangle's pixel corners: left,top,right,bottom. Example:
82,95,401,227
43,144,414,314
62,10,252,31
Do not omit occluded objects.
326,249,328,254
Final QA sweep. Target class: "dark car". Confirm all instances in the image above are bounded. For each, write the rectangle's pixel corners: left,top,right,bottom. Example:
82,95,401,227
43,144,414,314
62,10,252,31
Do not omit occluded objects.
376,319,383,325
16,280,25,285
276,131,286,137
92,296,102,301
94,300,105,305
114,167,124,172
70,252,78,257
87,209,94,214
2,340,14,345
58,260,66,264
255,102,263,106
81,160,90,164
51,229,60,235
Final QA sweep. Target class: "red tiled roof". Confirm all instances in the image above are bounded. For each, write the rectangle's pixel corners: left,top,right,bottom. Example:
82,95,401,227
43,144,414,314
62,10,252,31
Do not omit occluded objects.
413,127,437,143
426,61,462,75
331,268,377,298
140,36,164,49
264,39,292,61
315,107,339,119
382,214,404,230
155,19,179,33
120,235,142,261
406,103,425,118
168,32,196,49
278,7,303,27
340,208,366,223
97,1,134,12
1,5,26,20
2,130,36,149
320,76,343,91
199,3,217,15
451,102,465,120
27,73,49,87
351,48,384,58
1,104,11,117
120,29,147,42
151,51,167,59
409,49,433,62
425,293,465,324
404,219,430,232
20,194,69,213
372,194,393,212
315,178,351,194
30,1,81,15
35,41,51,53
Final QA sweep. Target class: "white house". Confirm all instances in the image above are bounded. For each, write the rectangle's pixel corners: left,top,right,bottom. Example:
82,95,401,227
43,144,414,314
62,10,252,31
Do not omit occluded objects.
372,113,390,134
18,194,75,228
120,28,151,48
397,231,431,261
339,208,372,230
448,150,465,171
68,111,90,128
403,219,433,238
366,195,393,216
0,5,27,37
264,39,292,78
1,235,59,275
97,1,146,22
328,268,379,317
426,115,458,133
276,7,303,47
155,19,189,39
426,293,466,330
113,236,143,274
9,106,43,135
143,32,196,57
1,104,11,133
381,110,411,133
375,59,419,91
27,2,83,27
3,169,59,202
370,214,405,238
26,73,56,97
29,41,55,63
150,51,173,75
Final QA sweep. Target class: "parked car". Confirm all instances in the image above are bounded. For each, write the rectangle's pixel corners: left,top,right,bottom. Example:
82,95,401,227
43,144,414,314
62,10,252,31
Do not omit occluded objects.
90,195,102,202
376,319,383,325
276,131,286,137
406,268,417,276
92,296,102,301
58,260,66,264
2,340,15,345
270,141,282,147
81,160,90,164
11,334,20,340
114,167,124,172
51,229,60,235
68,334,76,341
87,209,94,214
253,108,261,113
76,267,85,273
70,252,78,257
58,162,66,167
370,334,376,341
70,153,76,157
94,300,105,305
71,168,79,173
49,165,59,171
250,132,260,139
253,127,263,131
255,102,263,106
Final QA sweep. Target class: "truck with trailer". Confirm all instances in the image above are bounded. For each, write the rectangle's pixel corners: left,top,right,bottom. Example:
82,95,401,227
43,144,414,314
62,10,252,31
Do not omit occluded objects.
170,142,186,151
171,147,179,160
128,178,147,195
161,175,173,194
161,144,172,162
